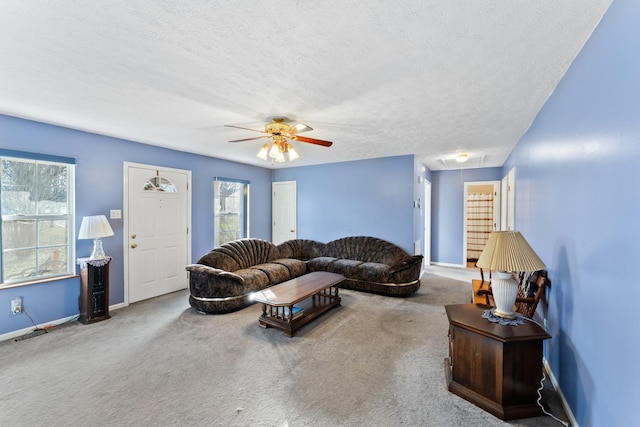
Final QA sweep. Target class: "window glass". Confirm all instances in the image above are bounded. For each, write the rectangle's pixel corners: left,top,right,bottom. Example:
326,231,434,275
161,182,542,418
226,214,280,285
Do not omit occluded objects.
1,156,74,285
214,178,249,247
143,176,177,192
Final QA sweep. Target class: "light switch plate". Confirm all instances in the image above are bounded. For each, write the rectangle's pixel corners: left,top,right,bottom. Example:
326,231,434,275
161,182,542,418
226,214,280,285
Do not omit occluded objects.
110,209,122,219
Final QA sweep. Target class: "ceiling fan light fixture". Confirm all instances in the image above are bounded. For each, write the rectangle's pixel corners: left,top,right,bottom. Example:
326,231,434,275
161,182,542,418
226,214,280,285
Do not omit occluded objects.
287,144,299,161
268,143,280,159
456,153,469,163
257,143,269,160
229,118,332,164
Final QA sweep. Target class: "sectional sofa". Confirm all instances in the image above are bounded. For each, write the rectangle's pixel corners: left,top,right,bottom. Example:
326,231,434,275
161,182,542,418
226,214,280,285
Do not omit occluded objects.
187,236,423,314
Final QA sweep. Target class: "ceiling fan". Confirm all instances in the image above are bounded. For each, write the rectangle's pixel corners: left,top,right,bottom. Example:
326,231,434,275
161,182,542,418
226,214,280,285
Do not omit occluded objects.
225,117,333,163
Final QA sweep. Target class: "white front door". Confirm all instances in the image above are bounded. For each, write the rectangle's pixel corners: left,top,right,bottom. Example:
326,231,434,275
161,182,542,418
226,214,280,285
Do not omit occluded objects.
125,163,191,303
272,181,297,245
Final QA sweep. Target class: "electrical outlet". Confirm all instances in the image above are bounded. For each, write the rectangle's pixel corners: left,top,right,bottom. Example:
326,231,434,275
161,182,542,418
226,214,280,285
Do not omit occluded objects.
11,297,22,315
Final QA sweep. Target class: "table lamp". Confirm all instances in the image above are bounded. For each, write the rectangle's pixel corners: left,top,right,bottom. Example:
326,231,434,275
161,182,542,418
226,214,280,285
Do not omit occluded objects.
475,231,545,319
78,215,115,259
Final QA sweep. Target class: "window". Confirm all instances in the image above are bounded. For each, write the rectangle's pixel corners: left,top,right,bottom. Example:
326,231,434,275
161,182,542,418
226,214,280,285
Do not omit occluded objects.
0,150,75,285
143,176,177,192
214,178,249,247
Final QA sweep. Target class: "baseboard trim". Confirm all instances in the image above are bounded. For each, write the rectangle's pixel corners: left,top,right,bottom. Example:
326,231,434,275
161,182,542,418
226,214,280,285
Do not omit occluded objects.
0,314,79,343
544,359,578,427
110,302,126,311
430,261,466,269
1,302,126,343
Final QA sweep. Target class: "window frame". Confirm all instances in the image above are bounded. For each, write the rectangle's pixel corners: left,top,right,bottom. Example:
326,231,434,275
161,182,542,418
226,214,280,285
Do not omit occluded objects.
0,150,76,287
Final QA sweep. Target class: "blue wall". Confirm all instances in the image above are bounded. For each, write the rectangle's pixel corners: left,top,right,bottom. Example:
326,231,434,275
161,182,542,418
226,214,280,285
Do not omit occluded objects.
431,167,502,265
272,155,417,254
503,0,639,424
0,114,272,335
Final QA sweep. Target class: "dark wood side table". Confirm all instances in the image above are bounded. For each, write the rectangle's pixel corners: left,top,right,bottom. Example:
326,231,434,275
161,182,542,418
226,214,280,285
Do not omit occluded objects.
77,257,111,324
444,304,551,420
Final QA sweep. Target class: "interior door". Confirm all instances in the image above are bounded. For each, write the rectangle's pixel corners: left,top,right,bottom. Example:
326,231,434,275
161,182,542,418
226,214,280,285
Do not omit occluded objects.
272,181,296,245
125,163,191,303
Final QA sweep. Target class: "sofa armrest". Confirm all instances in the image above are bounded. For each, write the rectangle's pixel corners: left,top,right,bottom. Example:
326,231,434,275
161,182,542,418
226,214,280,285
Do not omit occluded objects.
186,264,244,283
388,255,423,274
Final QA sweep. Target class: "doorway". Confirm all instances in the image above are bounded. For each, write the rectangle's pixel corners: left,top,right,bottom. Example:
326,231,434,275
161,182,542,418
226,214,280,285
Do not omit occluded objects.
124,162,192,304
463,181,500,266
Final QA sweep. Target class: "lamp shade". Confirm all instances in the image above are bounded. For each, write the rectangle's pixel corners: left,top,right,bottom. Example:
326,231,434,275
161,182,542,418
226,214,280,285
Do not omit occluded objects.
476,231,545,272
78,215,114,240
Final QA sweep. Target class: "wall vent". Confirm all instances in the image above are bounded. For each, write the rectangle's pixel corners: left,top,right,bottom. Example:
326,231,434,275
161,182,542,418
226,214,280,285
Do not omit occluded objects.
440,155,485,169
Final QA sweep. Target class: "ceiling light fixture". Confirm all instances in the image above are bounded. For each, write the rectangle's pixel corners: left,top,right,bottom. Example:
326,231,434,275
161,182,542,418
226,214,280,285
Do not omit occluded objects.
256,136,300,163
456,153,469,163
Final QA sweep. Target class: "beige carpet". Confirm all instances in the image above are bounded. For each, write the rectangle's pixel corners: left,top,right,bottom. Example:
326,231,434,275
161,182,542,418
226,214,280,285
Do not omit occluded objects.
0,273,568,426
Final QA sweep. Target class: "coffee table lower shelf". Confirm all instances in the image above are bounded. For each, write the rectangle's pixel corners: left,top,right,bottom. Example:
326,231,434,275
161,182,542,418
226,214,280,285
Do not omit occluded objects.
258,289,341,337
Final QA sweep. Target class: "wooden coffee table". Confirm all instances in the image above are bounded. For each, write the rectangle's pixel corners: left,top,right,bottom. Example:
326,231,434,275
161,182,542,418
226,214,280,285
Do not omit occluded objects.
251,271,344,337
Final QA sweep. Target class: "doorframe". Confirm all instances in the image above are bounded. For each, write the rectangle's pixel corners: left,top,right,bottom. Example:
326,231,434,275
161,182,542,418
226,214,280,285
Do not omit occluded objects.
462,180,501,266
123,162,192,307
502,167,515,231
423,179,431,267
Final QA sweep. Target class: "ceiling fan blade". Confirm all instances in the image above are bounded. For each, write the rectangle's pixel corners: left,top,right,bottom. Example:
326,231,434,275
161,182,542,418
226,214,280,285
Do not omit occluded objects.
293,135,333,147
228,136,270,142
224,124,265,133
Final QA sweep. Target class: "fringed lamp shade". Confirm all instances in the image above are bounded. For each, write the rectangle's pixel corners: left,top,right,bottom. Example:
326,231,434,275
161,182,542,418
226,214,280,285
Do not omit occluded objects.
476,231,545,318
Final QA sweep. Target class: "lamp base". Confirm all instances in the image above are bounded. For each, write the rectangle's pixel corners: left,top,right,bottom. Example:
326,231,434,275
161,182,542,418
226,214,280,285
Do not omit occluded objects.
90,238,107,260
490,271,518,319
492,309,517,320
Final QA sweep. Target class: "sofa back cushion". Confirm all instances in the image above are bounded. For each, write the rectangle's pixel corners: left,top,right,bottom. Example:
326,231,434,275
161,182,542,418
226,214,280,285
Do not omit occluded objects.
197,238,279,271
276,239,326,260
325,236,410,265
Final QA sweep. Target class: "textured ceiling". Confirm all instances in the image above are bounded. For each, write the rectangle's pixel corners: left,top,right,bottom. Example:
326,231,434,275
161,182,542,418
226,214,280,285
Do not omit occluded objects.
0,1,611,170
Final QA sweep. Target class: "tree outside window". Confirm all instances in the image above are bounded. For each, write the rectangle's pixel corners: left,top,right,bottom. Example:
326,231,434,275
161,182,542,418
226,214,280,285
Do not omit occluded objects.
214,178,249,247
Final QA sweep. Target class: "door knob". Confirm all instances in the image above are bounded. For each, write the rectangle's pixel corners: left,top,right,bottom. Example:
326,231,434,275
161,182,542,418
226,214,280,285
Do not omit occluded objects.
131,243,138,249
131,234,136,239
290,229,295,232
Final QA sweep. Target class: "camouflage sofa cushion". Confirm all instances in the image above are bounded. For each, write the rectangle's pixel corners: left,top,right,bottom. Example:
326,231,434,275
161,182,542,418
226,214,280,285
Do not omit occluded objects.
187,238,306,314
293,236,423,297
187,237,423,314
